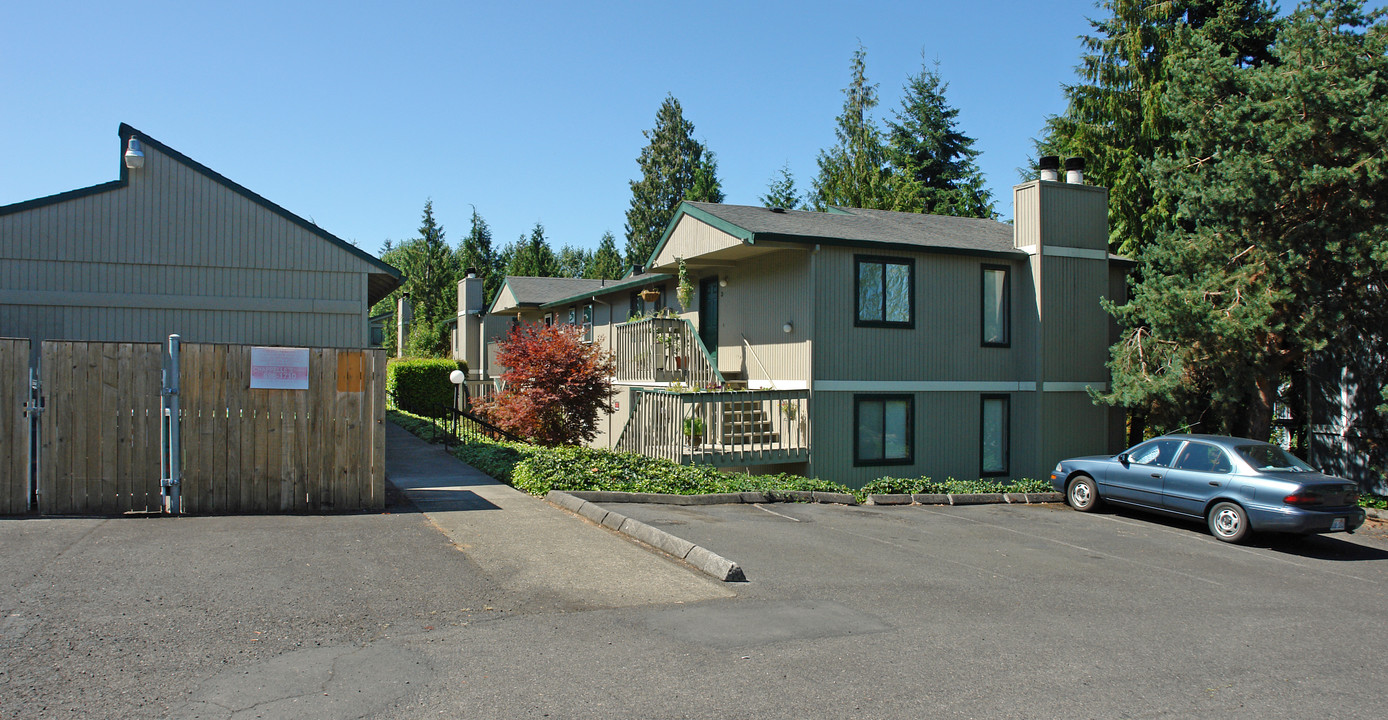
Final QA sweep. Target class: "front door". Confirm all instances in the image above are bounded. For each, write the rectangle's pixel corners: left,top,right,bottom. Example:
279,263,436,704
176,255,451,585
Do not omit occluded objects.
698,276,719,363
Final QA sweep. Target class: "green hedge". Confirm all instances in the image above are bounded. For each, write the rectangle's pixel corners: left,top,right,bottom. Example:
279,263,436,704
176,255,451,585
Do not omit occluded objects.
386,358,464,417
860,476,1051,495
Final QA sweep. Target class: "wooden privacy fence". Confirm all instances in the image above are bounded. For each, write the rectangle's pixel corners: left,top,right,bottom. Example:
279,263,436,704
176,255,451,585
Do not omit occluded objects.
176,343,385,513
1,338,31,514
18,340,385,516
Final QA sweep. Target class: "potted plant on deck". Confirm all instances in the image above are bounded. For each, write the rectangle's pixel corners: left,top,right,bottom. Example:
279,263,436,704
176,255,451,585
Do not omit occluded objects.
683,415,705,448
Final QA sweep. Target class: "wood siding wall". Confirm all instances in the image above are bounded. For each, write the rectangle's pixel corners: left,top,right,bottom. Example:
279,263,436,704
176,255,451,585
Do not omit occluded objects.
711,250,812,386
0,141,378,350
1,338,30,513
813,247,1031,382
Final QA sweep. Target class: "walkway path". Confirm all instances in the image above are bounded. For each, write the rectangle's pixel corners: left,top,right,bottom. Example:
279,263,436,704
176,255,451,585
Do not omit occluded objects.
383,422,733,610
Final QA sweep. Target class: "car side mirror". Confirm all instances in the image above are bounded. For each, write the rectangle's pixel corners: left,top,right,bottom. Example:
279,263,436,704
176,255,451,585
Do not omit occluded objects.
1117,453,1129,466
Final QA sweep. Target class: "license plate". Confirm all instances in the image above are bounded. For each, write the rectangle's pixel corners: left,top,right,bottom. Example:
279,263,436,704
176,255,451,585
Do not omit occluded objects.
1330,518,1346,531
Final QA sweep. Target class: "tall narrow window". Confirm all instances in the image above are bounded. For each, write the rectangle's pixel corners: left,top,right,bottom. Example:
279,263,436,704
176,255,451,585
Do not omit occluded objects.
982,265,1010,347
582,304,594,342
855,256,914,328
980,394,1010,476
855,395,913,466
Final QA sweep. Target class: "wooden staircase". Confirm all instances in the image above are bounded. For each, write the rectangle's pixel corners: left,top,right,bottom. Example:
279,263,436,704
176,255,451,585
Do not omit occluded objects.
719,399,776,446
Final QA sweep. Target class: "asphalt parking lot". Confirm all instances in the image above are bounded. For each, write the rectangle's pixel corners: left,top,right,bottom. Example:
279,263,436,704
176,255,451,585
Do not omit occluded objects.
5,476,1386,719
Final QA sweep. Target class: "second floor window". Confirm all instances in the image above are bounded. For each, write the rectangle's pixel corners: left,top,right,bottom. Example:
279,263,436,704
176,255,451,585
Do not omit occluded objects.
856,256,914,328
982,265,1010,347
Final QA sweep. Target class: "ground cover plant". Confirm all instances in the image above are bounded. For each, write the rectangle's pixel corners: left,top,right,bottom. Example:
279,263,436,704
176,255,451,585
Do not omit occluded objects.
389,409,847,497
860,476,1051,496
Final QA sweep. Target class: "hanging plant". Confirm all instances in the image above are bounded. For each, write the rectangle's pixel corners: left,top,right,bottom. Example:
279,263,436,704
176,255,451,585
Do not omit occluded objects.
677,257,695,310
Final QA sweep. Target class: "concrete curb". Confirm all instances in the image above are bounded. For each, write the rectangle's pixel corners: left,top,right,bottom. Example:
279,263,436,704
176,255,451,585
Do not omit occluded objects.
867,491,1064,506
1367,507,1387,521
545,491,746,582
565,490,857,506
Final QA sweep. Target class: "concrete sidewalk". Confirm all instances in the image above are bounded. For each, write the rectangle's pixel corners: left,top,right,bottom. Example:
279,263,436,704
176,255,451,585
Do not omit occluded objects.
384,423,733,609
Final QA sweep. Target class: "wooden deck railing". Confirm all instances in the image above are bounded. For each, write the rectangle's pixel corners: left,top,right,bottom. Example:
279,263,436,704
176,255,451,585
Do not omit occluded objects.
616,388,809,467
614,317,723,387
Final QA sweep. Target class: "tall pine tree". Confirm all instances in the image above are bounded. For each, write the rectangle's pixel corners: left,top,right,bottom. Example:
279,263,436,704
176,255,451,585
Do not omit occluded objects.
812,46,916,212
1102,0,1388,442
625,95,719,266
457,207,500,304
1038,0,1278,256
504,223,559,277
585,231,624,280
760,163,803,210
887,60,994,218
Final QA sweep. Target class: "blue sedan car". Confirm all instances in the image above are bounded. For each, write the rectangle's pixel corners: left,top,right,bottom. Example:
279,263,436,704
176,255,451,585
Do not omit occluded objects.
1050,434,1366,543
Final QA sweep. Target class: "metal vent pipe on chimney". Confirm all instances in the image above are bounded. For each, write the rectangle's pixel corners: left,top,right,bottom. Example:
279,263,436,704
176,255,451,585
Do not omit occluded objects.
1039,155,1060,181
1065,157,1086,184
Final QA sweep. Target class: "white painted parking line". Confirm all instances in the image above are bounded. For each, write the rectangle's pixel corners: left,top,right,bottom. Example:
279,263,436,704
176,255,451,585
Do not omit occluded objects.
752,504,802,522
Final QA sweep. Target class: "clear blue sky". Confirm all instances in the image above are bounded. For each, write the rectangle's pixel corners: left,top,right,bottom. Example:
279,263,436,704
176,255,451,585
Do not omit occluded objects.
3,1,1115,260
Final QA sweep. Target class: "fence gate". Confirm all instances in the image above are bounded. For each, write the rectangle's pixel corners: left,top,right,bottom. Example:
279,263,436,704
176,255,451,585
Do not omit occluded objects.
1,338,32,514
38,341,165,515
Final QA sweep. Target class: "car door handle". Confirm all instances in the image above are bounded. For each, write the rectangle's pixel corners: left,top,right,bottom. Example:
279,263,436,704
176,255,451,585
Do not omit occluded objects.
1151,473,1161,478
1208,481,1220,486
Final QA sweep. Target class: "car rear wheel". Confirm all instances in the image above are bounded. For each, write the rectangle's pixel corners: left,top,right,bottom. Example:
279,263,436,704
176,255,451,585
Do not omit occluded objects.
1207,501,1249,543
1067,475,1101,513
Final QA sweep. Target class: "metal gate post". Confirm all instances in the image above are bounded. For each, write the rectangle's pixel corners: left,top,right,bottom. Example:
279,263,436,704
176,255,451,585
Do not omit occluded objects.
27,366,42,513
161,335,182,515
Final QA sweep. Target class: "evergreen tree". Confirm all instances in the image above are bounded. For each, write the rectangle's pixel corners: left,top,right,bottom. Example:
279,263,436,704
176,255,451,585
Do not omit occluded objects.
686,151,725,203
812,46,916,212
1102,0,1388,442
887,59,994,218
505,223,559,277
760,163,803,210
556,244,592,279
625,95,718,266
585,231,624,280
372,201,459,357
1038,0,1278,256
458,207,501,304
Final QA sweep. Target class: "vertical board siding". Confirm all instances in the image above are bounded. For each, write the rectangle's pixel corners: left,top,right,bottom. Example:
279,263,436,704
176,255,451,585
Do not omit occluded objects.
714,251,812,384
176,343,385,513
1042,256,1111,384
0,338,31,513
37,341,163,515
0,141,380,352
813,247,1029,383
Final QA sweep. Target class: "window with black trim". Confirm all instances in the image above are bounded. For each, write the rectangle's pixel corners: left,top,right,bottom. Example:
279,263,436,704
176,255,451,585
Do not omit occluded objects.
982,265,1010,347
855,256,914,328
855,395,913,466
980,394,1010,476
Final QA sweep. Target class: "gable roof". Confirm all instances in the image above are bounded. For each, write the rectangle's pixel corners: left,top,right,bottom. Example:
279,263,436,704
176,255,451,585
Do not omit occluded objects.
648,201,1026,266
0,123,403,305
490,272,674,314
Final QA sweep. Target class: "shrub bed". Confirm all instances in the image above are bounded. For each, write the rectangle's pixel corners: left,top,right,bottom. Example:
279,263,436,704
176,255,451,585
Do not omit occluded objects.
389,409,849,497
861,476,1051,496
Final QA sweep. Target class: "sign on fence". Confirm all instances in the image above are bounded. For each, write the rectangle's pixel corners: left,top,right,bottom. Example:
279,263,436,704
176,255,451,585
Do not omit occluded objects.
249,347,311,390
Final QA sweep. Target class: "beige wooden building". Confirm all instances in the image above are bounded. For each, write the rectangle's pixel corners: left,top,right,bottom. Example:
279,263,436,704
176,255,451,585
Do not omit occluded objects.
0,124,401,354
461,169,1130,487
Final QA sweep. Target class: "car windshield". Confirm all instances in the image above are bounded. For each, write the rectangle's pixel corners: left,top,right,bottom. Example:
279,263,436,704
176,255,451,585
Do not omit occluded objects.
1236,444,1315,472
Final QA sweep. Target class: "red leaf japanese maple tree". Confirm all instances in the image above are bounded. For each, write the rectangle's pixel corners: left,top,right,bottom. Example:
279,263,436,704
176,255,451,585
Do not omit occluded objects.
476,323,616,446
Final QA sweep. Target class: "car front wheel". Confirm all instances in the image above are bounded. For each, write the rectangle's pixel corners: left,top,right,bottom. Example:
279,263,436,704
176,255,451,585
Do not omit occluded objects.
1067,475,1101,513
1208,501,1250,543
